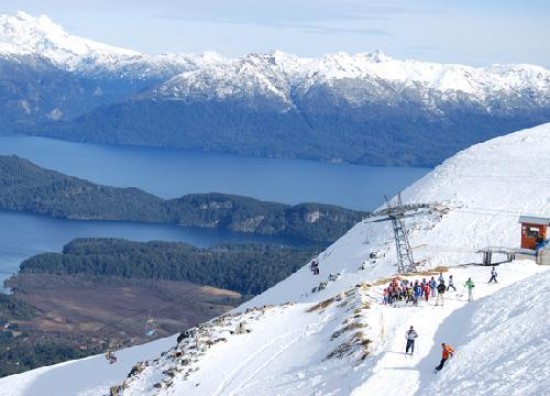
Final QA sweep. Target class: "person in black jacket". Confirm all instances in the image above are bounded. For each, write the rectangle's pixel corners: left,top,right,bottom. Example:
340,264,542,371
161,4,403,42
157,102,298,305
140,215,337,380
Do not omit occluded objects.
435,281,446,306
488,266,498,283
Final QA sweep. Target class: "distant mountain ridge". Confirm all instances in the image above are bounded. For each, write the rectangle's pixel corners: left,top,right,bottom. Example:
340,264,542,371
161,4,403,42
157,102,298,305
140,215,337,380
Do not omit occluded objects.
2,12,550,166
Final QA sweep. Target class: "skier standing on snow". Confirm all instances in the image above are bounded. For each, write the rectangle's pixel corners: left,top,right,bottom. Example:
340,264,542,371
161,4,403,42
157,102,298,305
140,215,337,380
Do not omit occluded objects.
405,325,418,355
435,281,446,306
429,277,437,297
488,266,498,284
447,274,456,291
435,343,455,371
413,281,422,306
423,281,430,302
464,277,475,302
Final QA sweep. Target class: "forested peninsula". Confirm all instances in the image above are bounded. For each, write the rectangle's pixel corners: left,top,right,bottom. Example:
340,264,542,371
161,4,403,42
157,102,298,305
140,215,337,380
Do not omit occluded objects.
13,238,316,296
0,155,368,244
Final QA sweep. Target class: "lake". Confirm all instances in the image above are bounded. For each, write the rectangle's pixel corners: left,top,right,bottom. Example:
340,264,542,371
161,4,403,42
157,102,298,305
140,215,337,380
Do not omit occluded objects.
0,134,430,284
0,210,308,283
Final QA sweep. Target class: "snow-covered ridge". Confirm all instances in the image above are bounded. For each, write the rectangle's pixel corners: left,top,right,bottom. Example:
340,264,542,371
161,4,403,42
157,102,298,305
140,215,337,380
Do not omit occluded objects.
2,12,549,105
150,50,550,109
0,11,226,75
0,12,138,69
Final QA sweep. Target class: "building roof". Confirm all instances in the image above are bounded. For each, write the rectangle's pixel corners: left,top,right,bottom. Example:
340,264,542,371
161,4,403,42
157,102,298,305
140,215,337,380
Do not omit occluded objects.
518,215,550,226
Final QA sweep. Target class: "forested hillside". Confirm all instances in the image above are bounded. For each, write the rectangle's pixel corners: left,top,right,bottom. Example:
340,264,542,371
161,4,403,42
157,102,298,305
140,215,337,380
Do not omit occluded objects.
0,155,367,243
16,238,317,296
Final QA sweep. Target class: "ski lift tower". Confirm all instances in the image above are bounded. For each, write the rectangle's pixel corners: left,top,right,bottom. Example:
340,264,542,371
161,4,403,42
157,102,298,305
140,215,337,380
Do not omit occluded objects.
365,193,430,273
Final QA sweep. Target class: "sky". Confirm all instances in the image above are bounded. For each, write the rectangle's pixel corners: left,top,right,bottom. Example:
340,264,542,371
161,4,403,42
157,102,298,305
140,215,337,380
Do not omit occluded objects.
1,1,549,66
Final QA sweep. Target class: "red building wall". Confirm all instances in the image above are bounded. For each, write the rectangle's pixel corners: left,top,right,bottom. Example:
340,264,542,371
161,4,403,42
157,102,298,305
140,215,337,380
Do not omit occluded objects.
521,223,547,250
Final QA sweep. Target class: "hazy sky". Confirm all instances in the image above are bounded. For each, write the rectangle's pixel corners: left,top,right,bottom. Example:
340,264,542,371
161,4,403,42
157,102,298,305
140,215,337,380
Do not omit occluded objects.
2,0,549,67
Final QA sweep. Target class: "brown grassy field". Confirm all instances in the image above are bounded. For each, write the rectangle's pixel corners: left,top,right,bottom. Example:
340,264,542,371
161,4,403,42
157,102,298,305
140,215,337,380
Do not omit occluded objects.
6,274,242,348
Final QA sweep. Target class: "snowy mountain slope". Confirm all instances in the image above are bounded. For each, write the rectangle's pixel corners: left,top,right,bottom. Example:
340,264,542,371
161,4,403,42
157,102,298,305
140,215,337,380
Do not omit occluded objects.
1,122,549,395
0,11,138,68
244,124,550,308
0,336,176,396
419,269,550,396
141,48,550,117
147,53,296,111
0,11,224,77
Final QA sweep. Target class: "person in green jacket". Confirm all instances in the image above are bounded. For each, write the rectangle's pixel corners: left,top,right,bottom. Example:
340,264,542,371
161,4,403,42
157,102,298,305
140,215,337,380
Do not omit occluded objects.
464,277,475,302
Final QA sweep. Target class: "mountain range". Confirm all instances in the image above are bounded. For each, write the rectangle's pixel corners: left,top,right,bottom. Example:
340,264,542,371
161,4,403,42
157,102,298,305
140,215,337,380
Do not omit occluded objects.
1,121,548,395
2,12,550,166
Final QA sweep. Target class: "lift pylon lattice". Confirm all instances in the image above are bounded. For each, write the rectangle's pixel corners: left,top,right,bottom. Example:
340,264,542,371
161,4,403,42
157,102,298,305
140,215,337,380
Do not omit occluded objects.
365,193,430,273
386,194,416,273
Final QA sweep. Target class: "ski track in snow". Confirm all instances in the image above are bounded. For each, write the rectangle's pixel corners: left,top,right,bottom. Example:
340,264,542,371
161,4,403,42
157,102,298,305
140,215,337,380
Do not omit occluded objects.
212,304,330,396
224,332,303,396
212,329,303,396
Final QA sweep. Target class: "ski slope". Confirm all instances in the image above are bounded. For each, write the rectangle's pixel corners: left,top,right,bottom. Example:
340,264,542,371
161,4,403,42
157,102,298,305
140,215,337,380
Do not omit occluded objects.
0,122,549,395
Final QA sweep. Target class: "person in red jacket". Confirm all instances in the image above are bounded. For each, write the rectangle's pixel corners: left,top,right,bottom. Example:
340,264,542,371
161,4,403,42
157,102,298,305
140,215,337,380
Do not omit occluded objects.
423,283,430,302
435,343,455,371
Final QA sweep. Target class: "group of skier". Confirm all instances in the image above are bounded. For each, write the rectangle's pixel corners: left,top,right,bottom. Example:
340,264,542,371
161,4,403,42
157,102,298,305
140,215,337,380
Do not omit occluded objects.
381,269,486,307
383,273,454,307
395,267,499,371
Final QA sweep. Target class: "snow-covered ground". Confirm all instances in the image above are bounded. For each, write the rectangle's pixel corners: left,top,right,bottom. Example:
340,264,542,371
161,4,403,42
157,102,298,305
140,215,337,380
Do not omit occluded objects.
0,123,549,395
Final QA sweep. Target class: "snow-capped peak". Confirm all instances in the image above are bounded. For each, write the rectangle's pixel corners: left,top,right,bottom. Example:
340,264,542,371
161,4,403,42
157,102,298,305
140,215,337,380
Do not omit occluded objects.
0,11,139,69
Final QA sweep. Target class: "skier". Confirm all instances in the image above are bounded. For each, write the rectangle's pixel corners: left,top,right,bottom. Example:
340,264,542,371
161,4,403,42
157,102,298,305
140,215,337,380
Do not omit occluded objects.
405,326,418,355
423,282,430,302
310,259,320,275
488,266,498,283
413,281,422,306
405,285,415,305
429,277,437,298
464,277,475,302
447,274,457,291
435,343,455,371
435,281,446,306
